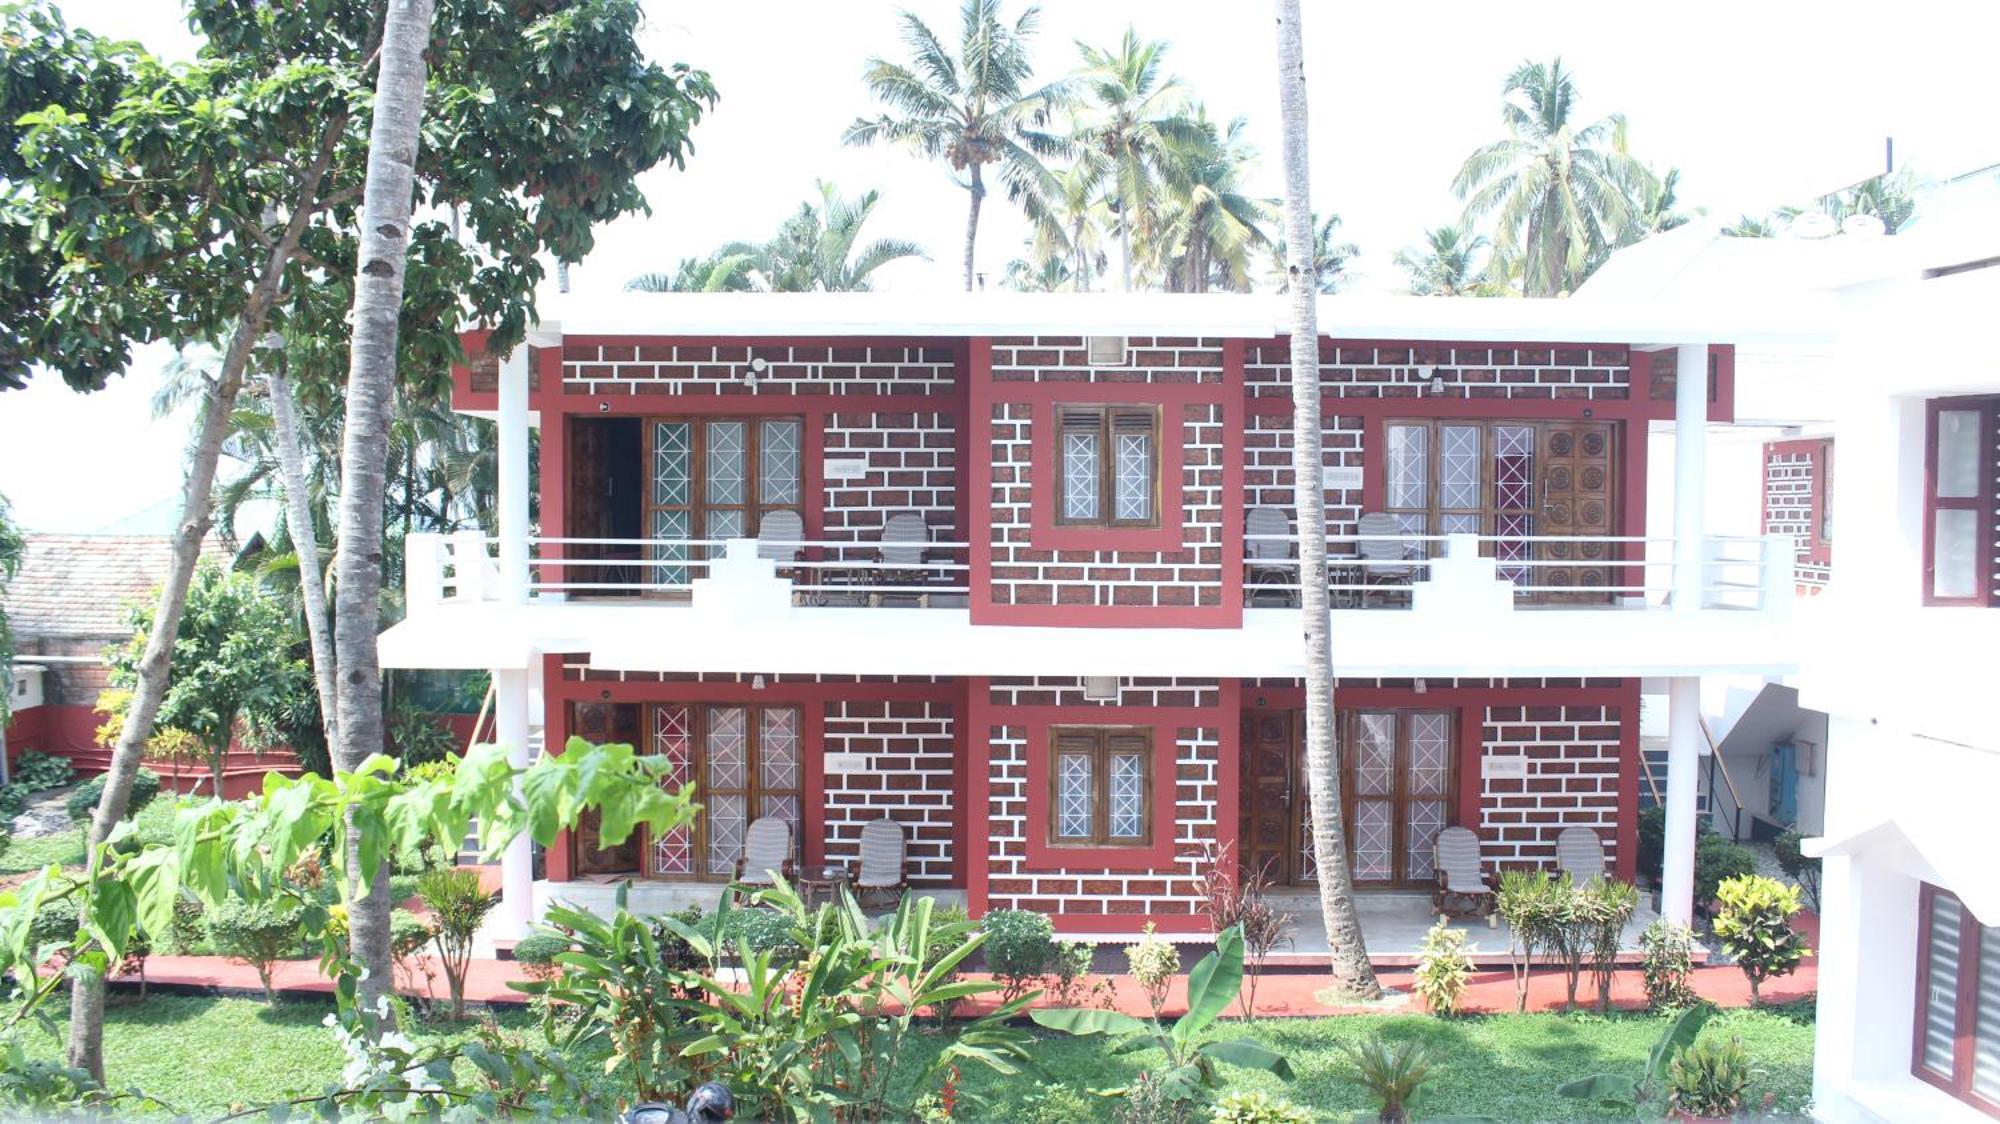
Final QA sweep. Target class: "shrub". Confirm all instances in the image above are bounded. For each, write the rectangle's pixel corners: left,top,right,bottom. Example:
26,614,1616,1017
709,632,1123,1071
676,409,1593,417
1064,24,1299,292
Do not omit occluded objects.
1637,804,1666,882
1666,1035,1755,1118
206,898,305,1002
416,867,499,1018
0,783,28,821
27,898,79,962
1774,829,1822,913
512,932,571,982
1412,920,1473,1016
1711,874,1810,1003
1498,869,1563,1012
1020,1082,1099,1124
169,893,207,954
1694,835,1758,912
983,908,1056,1001
920,903,973,1023
1332,1034,1434,1124
1640,918,1700,1010
1583,878,1640,1013
723,906,805,968
1209,1090,1313,1124
12,752,73,792
1124,922,1181,1019
64,768,161,822
1048,939,1113,1008
650,904,709,976
390,908,434,958
1200,846,1296,1017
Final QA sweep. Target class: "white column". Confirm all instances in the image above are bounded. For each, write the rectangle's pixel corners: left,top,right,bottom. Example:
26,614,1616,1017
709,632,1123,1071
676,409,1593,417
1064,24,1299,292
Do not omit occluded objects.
494,666,533,938
1661,676,1702,926
1671,344,1708,611
497,345,531,606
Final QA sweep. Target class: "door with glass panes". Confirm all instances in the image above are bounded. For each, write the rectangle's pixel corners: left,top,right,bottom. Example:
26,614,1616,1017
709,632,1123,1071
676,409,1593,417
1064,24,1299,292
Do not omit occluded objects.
645,417,803,586
1383,419,1618,603
641,703,803,880
1337,710,1455,888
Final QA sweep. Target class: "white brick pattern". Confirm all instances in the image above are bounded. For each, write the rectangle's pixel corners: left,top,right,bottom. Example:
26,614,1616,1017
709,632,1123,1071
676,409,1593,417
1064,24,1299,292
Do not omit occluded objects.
560,343,955,396
1762,446,1829,591
1480,704,1624,870
1246,342,1632,401
821,411,958,542
988,677,1222,708
820,699,957,886
1242,412,1364,541
990,337,1227,385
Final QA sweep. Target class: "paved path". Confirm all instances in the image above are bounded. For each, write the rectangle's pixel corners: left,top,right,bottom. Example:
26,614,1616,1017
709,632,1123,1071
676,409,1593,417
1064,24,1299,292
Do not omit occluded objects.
120,911,1819,1017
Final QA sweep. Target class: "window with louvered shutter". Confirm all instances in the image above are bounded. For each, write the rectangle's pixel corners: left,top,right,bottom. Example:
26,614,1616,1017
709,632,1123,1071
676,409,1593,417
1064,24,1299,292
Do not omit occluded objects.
1055,406,1159,528
1914,884,2000,1112
1046,728,1153,846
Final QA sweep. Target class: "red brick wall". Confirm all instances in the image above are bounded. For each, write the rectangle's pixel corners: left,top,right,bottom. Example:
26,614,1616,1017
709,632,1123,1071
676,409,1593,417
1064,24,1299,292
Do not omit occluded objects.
822,698,956,886
555,341,957,398
1479,702,1626,871
822,411,958,542
1242,411,1365,541
1763,439,1831,592
1245,341,1633,401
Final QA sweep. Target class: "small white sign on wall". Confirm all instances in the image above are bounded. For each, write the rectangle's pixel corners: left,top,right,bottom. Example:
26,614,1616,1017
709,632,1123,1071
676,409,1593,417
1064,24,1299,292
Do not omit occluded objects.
1324,466,1364,490
824,752,870,775
1485,754,1529,780
823,457,869,481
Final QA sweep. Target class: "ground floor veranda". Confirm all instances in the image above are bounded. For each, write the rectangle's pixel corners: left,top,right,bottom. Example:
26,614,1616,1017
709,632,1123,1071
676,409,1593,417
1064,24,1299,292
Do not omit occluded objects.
530,667,1664,946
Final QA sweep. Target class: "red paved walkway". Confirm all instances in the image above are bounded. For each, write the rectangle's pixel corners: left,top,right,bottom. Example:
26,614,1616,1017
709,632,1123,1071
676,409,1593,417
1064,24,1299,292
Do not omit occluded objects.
120,914,1819,1016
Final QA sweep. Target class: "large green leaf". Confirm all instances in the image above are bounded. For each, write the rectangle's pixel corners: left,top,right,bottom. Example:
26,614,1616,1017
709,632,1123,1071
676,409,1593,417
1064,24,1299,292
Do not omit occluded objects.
1180,924,1244,1037
1199,1038,1295,1079
1556,1073,1637,1105
1643,1002,1713,1091
1030,1007,1149,1037
124,846,182,941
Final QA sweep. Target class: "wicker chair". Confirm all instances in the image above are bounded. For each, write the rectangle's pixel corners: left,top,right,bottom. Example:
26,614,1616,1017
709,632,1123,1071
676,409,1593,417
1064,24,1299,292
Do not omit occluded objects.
1356,512,1419,607
851,818,909,908
1433,826,1496,925
733,816,795,899
1244,505,1296,606
1557,825,1608,885
867,512,947,606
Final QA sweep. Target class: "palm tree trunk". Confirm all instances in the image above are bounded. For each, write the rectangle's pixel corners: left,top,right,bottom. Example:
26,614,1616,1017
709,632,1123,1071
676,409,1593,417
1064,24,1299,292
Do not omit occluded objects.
268,371,340,739
1274,0,1380,999
62,107,349,1084
962,163,985,292
331,0,436,1029
1119,207,1134,292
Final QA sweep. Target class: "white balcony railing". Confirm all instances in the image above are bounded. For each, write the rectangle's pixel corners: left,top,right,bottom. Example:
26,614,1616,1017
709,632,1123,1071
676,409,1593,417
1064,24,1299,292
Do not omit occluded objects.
1241,532,1796,612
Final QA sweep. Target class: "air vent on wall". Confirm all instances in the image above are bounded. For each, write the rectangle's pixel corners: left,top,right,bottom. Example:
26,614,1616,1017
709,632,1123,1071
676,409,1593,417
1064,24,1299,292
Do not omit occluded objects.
1086,336,1127,367
1083,676,1119,702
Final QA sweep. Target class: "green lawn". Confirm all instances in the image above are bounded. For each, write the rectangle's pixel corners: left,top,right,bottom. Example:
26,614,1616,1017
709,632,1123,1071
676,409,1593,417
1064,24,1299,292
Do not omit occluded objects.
37,994,1815,1120
0,797,186,875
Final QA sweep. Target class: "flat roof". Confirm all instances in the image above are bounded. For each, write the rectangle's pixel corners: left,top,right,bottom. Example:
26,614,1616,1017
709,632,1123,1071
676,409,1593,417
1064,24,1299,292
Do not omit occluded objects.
521,290,1834,347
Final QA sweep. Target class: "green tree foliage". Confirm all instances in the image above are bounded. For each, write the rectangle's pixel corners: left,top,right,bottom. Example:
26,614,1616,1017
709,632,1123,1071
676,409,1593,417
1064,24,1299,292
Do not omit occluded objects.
747,181,927,292
1452,58,1654,297
0,495,19,726
626,250,760,294
105,564,308,794
1152,108,1275,293
1396,223,1494,296
204,898,305,1003
1071,27,1199,291
1269,211,1356,295
845,0,1068,290
414,866,497,1019
1559,1001,1715,1114
1331,1034,1436,1124
1711,874,1811,1003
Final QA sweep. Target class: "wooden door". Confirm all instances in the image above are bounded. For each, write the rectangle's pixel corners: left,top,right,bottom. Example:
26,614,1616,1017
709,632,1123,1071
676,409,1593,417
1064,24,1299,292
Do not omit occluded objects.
571,703,642,876
1534,422,1618,603
1237,711,1299,884
1339,710,1456,888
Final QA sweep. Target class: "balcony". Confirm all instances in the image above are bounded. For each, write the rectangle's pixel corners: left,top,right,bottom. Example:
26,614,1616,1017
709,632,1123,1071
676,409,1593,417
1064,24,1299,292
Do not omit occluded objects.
379,530,1802,681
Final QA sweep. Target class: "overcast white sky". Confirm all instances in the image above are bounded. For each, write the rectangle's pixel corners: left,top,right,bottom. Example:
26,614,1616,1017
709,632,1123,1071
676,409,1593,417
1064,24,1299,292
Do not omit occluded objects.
2,0,1993,532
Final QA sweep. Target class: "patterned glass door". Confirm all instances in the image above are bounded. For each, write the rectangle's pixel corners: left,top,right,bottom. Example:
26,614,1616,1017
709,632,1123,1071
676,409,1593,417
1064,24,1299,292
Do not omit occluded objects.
645,704,802,881
1340,709,1457,888
646,417,804,588
645,704,696,877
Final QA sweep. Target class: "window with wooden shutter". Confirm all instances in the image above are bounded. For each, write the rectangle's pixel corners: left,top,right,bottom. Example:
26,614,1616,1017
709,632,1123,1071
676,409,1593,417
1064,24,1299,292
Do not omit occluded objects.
1914,883,2000,1113
1924,398,1997,605
1048,728,1153,846
1055,406,1159,528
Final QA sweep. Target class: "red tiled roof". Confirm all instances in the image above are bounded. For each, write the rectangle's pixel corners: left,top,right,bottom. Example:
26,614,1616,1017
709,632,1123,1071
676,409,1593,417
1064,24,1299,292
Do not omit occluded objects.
1,534,230,640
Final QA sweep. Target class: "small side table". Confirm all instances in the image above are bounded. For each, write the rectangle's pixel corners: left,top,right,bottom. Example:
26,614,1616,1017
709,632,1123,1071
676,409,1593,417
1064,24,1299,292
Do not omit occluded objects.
796,863,853,907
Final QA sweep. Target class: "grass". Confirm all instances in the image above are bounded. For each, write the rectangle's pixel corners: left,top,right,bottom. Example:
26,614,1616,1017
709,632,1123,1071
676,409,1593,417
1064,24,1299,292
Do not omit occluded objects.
30,993,1814,1120
0,797,186,875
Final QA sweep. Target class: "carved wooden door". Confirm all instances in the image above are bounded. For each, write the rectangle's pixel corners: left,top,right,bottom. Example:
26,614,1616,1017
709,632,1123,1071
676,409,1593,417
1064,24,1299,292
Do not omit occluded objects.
571,702,642,876
1237,711,1298,884
1534,422,1618,604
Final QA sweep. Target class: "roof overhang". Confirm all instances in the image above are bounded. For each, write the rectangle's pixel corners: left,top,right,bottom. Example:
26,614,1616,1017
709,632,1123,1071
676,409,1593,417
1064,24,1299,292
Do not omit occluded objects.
511,291,1834,348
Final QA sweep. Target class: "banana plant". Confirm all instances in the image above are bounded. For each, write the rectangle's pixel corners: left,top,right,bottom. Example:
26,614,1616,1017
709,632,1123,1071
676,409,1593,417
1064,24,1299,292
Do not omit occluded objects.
1558,1001,1715,1116
1031,925,1293,1108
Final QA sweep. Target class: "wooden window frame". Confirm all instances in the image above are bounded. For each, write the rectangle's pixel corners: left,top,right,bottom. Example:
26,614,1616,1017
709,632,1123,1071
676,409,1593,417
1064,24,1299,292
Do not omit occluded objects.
1913,882,2000,1115
638,702,804,882
1045,726,1154,848
643,415,806,547
1337,709,1458,889
1923,397,1998,607
1054,405,1161,529
1381,419,1547,541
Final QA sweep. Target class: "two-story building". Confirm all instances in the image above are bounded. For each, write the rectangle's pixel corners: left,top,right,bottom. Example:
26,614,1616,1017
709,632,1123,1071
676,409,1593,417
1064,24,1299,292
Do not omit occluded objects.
377,291,1822,951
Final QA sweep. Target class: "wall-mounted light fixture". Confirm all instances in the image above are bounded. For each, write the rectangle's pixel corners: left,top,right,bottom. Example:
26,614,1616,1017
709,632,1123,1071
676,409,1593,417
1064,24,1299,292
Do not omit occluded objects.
746,356,768,389
1414,678,1429,695
751,674,767,690
598,400,611,413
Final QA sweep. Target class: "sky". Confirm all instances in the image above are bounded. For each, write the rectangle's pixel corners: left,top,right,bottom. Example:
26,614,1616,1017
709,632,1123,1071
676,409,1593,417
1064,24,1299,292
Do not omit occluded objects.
2,0,1994,532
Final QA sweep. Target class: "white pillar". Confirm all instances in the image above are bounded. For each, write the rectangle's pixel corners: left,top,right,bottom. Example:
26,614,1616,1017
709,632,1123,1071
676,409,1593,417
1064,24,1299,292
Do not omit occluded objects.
494,665,533,938
1671,344,1708,611
1661,676,1702,926
497,345,531,606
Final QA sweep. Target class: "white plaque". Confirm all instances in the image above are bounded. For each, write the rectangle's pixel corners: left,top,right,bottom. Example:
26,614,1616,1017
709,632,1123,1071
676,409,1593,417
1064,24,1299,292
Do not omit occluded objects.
823,752,869,775
1485,754,1528,780
1324,465,1364,490
823,457,869,481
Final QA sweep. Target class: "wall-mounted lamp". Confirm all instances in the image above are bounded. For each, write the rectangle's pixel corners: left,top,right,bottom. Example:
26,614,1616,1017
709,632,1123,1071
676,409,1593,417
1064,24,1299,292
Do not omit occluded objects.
1414,678,1429,695
745,356,768,389
1430,375,1447,395
751,674,767,690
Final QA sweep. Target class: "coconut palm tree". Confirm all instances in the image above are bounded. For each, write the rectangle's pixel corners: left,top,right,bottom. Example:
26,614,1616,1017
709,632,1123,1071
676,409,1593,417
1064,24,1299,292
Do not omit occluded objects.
1268,211,1358,294
1153,109,1276,293
1072,27,1200,290
1452,58,1654,297
1274,0,1381,999
1000,254,1075,292
748,181,927,293
844,0,1068,291
1394,223,1492,296
1016,153,1111,291
626,250,758,293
